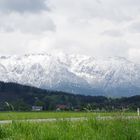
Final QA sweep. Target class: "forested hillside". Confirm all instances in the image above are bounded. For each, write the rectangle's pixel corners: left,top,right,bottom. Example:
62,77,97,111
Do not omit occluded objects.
0,81,140,111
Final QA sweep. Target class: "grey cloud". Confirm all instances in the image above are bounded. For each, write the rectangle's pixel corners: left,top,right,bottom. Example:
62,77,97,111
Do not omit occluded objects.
0,12,56,33
0,0,48,13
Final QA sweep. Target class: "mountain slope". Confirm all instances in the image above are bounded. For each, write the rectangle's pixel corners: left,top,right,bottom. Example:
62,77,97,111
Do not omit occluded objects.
0,54,140,96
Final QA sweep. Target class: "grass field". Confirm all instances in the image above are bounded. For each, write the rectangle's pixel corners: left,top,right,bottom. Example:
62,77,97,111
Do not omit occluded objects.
0,117,140,140
0,111,138,120
0,112,139,140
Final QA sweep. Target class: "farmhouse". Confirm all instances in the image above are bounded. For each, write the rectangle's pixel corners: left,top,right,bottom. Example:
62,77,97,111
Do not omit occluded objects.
56,104,69,111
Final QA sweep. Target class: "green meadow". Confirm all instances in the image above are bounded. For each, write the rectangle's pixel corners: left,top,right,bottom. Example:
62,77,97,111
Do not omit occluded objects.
0,117,140,140
0,112,139,140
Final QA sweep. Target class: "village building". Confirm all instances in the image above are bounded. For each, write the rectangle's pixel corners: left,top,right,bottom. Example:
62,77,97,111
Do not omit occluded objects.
32,106,43,111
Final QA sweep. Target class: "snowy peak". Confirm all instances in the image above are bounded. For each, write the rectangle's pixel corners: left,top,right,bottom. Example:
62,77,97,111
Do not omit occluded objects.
0,53,140,96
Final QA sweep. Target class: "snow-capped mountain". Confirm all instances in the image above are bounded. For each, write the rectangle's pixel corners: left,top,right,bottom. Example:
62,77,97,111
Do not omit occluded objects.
0,53,140,97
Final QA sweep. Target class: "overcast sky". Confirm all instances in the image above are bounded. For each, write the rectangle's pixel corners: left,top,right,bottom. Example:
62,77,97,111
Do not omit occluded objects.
0,0,140,62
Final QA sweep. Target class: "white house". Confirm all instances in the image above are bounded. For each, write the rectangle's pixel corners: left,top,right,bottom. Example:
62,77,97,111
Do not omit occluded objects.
32,106,43,111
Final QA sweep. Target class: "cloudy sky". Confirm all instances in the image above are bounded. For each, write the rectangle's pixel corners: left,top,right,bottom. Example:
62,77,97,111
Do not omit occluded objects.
0,0,140,62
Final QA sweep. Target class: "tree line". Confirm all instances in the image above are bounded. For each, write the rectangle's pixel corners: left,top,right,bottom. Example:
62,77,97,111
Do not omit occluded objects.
0,81,140,111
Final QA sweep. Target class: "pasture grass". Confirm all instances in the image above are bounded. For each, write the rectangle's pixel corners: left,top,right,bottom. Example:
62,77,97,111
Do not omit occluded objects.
0,117,140,140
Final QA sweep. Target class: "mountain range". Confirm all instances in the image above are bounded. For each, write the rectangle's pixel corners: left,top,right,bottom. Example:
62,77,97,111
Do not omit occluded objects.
0,53,140,97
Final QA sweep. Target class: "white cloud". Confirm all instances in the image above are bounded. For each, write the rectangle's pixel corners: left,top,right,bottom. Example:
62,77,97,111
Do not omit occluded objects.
128,48,140,63
102,30,123,37
0,0,140,63
48,0,140,22
128,21,140,33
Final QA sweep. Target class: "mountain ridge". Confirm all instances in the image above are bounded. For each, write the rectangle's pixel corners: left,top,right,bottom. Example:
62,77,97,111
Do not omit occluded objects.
0,53,140,96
